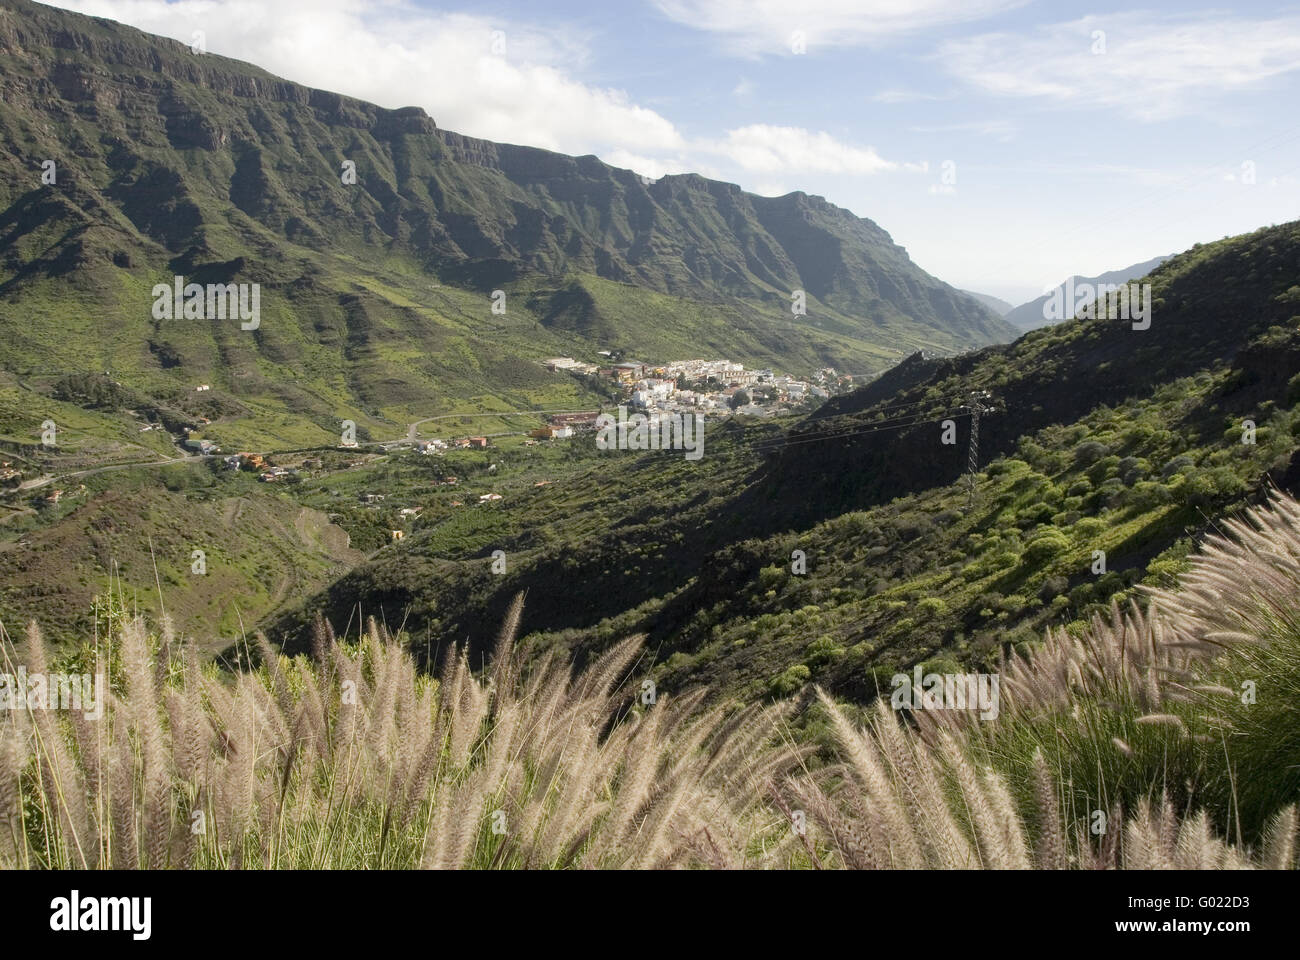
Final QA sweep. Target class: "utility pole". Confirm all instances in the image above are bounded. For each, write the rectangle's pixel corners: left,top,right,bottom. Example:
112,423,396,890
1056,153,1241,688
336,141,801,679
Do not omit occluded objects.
961,390,994,509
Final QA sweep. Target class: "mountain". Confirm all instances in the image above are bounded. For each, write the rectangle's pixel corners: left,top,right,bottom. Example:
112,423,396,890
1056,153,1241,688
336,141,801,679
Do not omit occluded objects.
960,290,1014,316
0,0,1013,458
1005,255,1172,331
265,221,1300,708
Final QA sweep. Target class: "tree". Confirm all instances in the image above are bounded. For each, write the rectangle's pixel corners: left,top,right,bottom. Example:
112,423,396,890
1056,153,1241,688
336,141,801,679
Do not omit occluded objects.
728,389,751,410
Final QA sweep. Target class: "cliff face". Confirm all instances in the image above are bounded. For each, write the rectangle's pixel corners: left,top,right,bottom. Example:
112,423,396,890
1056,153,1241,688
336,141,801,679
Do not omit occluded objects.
0,0,1011,352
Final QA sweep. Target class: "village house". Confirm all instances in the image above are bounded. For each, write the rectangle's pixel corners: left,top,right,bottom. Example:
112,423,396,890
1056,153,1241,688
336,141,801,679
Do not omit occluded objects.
185,437,221,455
529,425,573,440
544,357,598,374
612,361,646,382
549,411,601,431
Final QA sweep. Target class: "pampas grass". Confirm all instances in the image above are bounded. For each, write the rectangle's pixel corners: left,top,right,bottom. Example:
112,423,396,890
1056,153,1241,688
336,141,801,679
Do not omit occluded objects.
5,491,1300,869
0,595,799,869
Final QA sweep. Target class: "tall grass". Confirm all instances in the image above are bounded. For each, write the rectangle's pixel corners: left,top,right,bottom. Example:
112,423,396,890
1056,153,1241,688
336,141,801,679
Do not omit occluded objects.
0,596,800,868
903,491,1300,847
3,495,1300,869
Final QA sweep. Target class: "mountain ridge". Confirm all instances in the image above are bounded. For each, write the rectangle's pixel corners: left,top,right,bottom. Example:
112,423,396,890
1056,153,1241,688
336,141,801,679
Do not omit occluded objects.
1005,255,1172,330
0,0,1013,381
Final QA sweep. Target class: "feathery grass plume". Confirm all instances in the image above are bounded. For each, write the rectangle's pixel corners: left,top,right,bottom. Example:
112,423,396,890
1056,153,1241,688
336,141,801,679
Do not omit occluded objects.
814,690,923,867
982,769,1033,870
310,611,335,676
941,730,1008,869
1032,750,1065,869
1261,805,1297,870
490,592,525,703
0,716,29,867
15,623,95,868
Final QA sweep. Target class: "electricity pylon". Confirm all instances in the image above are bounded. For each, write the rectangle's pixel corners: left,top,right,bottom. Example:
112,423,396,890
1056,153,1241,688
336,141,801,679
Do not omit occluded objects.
961,390,994,509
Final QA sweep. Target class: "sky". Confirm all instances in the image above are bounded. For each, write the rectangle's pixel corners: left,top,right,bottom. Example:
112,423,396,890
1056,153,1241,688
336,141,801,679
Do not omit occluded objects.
48,0,1300,304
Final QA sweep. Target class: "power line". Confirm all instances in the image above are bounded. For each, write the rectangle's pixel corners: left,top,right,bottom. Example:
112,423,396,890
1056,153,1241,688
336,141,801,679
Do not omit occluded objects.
747,407,969,456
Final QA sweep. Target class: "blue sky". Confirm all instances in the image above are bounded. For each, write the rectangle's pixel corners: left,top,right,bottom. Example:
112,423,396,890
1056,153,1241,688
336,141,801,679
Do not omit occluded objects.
53,0,1300,303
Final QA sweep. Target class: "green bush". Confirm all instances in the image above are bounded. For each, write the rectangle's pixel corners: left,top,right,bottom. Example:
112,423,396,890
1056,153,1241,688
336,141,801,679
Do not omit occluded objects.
804,636,846,667
769,664,811,697
1024,531,1070,564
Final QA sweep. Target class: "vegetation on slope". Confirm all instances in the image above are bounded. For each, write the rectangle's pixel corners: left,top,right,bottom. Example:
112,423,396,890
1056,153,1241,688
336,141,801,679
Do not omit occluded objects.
0,0,1009,457
273,223,1300,710
5,492,1300,868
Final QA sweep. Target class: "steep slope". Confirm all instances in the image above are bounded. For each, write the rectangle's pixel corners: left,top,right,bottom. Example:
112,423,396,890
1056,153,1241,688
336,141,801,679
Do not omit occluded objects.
961,290,1014,316
0,0,1011,458
761,227,1296,521
267,222,1300,706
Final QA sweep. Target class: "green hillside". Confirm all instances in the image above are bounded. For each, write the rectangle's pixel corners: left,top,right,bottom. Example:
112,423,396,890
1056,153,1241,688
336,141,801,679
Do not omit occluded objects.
265,222,1300,710
0,0,1011,458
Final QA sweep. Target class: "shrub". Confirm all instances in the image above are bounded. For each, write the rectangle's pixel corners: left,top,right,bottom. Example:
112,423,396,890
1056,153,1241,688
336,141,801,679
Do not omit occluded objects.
770,664,812,697
1038,575,1069,601
804,636,846,667
1024,531,1070,564
1074,441,1109,467
916,597,948,618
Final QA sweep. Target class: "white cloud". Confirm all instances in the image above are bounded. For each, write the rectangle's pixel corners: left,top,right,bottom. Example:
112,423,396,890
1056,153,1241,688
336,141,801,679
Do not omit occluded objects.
51,0,685,155
653,0,1027,57
872,89,946,103
909,119,1017,141
600,150,694,181
939,13,1300,120
48,2,931,194
701,124,922,175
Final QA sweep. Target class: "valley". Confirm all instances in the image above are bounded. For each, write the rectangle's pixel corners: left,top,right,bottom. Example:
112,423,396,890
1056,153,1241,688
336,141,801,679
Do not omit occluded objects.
0,0,1298,879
